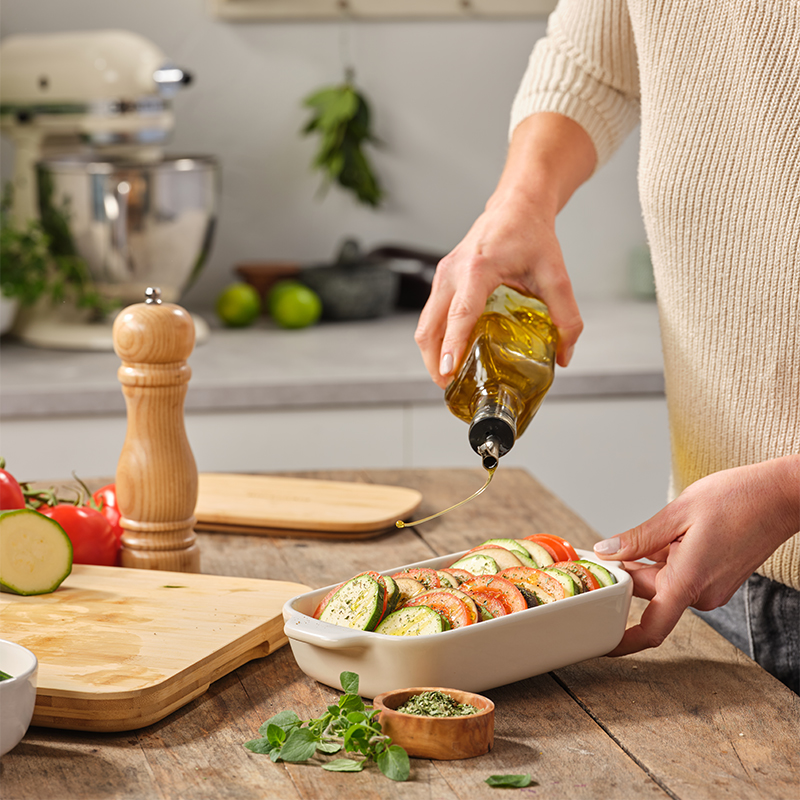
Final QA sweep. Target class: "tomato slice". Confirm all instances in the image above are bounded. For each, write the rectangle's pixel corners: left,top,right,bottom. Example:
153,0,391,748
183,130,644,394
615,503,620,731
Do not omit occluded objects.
459,575,528,614
524,534,571,562
441,568,475,584
552,561,601,591
468,591,509,619
406,591,473,628
392,567,441,590
498,566,567,603
525,533,579,561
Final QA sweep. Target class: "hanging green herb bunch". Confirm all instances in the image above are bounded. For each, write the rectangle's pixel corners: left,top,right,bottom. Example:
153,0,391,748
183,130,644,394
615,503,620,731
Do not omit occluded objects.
301,72,384,208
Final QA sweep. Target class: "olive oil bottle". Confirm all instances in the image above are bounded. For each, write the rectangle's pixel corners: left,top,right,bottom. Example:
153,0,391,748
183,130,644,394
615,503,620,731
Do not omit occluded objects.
445,285,558,469
396,285,557,529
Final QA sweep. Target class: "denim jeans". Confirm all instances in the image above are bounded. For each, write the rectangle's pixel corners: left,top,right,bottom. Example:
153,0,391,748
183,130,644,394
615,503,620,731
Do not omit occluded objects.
693,573,800,695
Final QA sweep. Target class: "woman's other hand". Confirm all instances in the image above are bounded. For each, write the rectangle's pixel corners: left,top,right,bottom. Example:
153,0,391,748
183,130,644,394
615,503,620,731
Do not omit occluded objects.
593,455,800,656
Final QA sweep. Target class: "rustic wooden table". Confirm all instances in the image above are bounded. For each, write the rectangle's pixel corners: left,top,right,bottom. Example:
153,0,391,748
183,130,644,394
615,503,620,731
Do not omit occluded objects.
3,468,798,799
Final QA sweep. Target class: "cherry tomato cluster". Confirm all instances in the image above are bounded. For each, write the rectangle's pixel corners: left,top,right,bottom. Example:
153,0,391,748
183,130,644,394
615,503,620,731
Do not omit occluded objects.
0,459,123,567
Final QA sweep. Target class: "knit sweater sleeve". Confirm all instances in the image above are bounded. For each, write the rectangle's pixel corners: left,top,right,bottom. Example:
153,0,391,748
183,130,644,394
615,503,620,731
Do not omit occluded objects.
510,0,641,166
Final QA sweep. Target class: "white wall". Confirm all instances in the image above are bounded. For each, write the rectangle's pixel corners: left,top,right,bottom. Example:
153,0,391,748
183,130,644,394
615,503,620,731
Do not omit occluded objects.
0,1,646,310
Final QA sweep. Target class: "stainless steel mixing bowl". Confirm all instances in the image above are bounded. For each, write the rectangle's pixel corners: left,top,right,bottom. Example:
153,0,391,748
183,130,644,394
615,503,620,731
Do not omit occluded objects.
36,154,219,304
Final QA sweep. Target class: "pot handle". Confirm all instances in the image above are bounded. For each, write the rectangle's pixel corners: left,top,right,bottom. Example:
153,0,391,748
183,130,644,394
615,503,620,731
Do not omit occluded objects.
284,616,372,650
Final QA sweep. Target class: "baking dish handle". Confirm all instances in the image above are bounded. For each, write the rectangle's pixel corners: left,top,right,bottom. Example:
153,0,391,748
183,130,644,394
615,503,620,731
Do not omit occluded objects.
285,617,372,650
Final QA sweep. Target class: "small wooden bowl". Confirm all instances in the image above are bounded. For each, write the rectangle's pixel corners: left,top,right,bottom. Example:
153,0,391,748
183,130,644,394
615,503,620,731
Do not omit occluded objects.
373,687,494,760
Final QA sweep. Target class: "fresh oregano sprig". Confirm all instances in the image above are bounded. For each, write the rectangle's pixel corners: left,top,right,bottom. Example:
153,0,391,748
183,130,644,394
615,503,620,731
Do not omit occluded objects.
244,671,409,781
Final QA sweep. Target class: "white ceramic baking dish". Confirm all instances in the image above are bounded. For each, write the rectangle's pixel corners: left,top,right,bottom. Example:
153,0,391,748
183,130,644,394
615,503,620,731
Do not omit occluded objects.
282,549,632,698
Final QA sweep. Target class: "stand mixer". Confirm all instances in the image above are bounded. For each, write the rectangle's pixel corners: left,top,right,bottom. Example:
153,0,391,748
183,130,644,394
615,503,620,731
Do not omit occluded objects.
0,30,219,349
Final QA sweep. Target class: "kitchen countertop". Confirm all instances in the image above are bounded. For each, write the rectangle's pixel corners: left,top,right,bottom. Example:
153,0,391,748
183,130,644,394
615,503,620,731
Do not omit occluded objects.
2,468,797,800
0,301,664,419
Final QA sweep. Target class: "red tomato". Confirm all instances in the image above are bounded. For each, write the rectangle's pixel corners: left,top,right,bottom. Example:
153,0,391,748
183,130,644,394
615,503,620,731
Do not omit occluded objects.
524,534,574,562
459,575,528,614
92,483,124,547
406,590,473,628
498,566,567,603
535,534,580,560
39,504,119,566
468,591,509,619
441,568,475,584
0,461,26,510
391,567,441,590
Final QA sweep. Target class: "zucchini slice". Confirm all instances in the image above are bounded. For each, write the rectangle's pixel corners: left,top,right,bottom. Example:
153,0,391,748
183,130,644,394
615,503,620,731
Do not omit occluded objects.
393,575,426,605
513,539,555,567
449,553,500,575
375,605,450,636
0,509,73,596
319,574,385,630
542,566,583,596
480,538,537,567
576,559,618,587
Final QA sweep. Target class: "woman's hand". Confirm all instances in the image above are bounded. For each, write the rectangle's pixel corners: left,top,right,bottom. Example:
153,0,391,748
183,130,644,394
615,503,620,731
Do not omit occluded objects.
414,113,596,389
593,455,800,656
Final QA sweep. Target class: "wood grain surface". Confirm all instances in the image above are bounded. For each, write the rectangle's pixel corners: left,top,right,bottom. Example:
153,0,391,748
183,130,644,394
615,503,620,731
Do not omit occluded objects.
2,468,798,800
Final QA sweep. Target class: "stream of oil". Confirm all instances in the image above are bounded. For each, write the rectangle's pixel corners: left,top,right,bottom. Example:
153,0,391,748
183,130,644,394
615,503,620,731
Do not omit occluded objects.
396,466,496,528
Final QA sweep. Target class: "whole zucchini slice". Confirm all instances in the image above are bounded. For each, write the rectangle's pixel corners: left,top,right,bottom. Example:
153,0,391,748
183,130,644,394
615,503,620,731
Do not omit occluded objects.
318,574,385,630
0,508,73,596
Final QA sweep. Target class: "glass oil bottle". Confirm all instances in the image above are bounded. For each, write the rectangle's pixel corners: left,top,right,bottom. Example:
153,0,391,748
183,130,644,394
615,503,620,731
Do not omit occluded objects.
445,285,558,469
396,285,557,529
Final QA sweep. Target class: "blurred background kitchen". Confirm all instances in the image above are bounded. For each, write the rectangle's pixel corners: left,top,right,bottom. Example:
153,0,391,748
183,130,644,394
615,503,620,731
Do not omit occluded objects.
0,0,669,538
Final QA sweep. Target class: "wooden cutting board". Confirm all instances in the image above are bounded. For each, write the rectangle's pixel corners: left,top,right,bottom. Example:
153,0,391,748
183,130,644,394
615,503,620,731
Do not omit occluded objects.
0,565,310,732
194,473,423,538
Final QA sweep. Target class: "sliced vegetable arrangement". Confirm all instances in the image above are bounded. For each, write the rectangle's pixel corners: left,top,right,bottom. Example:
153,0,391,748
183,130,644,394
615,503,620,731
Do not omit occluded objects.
312,534,618,636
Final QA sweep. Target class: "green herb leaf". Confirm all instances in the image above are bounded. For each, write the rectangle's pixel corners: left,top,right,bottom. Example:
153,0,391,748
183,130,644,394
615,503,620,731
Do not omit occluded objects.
279,728,320,762
322,757,366,773
259,710,299,737
316,739,343,755
377,745,411,782
340,671,359,695
243,738,273,755
485,774,534,788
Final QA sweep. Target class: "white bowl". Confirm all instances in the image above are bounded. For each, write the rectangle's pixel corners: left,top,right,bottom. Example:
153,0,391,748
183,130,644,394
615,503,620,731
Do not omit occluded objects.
283,549,632,698
0,639,38,756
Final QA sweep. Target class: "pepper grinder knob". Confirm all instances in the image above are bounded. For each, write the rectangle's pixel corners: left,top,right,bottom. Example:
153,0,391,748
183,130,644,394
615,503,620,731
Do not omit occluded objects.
112,286,200,572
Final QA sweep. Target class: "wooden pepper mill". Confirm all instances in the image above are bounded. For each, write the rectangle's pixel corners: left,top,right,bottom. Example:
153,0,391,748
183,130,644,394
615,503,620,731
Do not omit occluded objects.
112,286,200,572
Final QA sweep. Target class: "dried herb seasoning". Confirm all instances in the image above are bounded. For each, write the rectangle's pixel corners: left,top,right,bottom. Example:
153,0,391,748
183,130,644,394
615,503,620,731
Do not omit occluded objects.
396,691,479,718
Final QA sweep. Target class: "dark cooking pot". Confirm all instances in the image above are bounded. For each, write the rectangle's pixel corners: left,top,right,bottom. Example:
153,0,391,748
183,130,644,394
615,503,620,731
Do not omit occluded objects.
299,239,443,321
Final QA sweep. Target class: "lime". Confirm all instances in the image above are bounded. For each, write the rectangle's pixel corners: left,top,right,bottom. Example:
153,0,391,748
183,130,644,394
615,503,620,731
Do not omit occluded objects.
267,280,322,329
216,282,261,328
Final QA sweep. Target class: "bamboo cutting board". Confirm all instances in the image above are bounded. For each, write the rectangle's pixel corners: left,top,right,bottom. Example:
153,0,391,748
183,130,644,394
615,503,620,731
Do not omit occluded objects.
194,473,423,538
0,565,310,732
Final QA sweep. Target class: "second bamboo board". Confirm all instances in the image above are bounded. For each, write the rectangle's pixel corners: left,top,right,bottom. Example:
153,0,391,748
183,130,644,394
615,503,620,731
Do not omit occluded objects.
194,473,422,538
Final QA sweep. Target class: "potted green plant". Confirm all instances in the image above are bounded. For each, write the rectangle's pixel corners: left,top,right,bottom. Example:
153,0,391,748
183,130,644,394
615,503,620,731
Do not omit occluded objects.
0,185,112,335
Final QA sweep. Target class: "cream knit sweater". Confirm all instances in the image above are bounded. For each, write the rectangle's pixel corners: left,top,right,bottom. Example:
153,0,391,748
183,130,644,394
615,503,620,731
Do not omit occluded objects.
510,0,800,590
